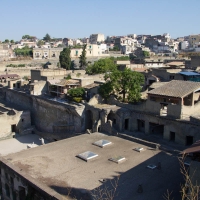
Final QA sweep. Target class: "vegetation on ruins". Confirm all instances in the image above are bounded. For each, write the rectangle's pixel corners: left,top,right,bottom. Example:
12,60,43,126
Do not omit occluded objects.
68,87,85,97
86,57,117,75
143,50,150,57
76,72,81,77
6,64,25,68
65,74,71,80
59,48,71,70
68,87,85,103
99,68,144,102
79,44,87,69
110,56,130,61
14,46,33,57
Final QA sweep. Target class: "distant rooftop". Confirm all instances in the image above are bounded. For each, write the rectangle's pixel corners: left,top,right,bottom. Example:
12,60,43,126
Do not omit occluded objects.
178,71,200,76
0,74,19,79
48,79,80,86
148,80,200,98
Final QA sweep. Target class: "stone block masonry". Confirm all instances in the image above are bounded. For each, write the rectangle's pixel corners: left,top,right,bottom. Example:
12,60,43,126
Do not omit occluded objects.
3,88,85,139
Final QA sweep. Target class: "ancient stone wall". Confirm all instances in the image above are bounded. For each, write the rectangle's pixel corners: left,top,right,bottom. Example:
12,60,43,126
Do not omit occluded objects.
4,89,85,138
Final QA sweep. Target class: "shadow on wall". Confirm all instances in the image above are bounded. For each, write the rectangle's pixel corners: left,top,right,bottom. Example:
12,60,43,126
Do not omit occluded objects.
49,151,183,200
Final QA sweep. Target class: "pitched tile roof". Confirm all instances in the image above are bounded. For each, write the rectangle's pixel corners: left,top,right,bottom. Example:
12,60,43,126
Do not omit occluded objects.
148,80,200,98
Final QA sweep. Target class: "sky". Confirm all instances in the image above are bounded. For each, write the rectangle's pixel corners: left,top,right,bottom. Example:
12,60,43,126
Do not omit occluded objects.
0,0,200,41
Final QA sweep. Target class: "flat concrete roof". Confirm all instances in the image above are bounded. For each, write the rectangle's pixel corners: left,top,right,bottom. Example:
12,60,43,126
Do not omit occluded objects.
4,133,183,200
0,134,49,156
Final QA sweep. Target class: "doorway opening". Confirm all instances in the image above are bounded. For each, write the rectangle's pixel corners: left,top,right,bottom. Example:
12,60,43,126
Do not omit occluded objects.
11,124,16,132
124,119,129,130
186,136,193,146
149,122,164,137
137,119,145,132
170,131,175,141
17,82,20,88
18,186,26,200
85,110,93,130
98,125,101,132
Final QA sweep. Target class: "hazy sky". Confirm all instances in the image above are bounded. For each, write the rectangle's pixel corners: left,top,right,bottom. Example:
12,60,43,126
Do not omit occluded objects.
0,0,199,41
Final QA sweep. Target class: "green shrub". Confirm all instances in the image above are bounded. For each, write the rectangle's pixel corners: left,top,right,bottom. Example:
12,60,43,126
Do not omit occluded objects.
76,73,81,77
72,97,82,103
6,64,17,67
65,74,71,80
18,64,25,67
68,87,85,97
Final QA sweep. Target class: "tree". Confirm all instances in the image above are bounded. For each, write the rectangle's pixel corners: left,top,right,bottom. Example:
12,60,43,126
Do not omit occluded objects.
143,51,150,57
4,39,9,43
86,58,117,75
43,33,51,42
22,35,31,39
99,68,144,102
59,48,71,70
14,46,33,57
79,44,87,69
10,40,14,44
37,40,44,47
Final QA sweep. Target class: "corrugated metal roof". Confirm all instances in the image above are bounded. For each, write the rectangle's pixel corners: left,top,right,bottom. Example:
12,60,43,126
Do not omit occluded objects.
178,71,200,76
148,80,200,98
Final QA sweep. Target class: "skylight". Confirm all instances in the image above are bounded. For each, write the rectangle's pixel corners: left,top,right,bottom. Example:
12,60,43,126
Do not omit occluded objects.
93,139,112,148
109,156,126,164
134,147,145,152
77,151,98,162
147,164,157,170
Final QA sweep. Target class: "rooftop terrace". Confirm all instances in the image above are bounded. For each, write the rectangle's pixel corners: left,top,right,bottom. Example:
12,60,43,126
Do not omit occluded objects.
4,133,183,200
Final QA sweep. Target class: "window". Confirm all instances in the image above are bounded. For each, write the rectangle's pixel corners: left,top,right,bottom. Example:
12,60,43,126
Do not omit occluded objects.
5,184,10,197
5,172,8,180
150,96,156,101
90,51,91,54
